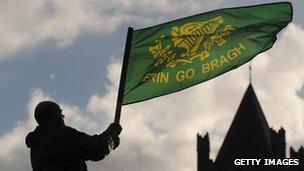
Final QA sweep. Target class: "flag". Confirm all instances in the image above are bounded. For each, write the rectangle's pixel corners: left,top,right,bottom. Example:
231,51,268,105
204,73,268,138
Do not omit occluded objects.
122,2,292,105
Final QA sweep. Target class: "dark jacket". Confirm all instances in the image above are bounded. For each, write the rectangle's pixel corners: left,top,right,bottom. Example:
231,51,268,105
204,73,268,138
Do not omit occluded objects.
25,126,112,171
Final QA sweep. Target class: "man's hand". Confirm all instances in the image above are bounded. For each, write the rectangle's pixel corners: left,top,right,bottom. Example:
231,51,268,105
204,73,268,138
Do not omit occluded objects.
102,123,122,137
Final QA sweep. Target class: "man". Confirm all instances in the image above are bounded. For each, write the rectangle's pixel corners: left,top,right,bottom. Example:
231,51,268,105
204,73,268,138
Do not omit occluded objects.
25,101,122,171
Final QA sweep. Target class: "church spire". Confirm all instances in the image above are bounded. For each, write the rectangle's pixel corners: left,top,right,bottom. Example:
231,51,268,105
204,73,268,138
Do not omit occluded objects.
215,84,272,167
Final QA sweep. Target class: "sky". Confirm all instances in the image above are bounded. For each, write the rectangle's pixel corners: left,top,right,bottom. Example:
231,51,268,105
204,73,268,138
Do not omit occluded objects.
0,0,303,170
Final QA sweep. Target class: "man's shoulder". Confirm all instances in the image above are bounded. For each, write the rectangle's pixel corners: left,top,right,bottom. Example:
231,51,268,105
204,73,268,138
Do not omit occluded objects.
52,126,82,135
49,126,90,142
62,126,77,131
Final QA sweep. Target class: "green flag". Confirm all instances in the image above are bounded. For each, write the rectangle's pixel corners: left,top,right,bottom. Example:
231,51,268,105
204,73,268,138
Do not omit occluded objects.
122,2,292,105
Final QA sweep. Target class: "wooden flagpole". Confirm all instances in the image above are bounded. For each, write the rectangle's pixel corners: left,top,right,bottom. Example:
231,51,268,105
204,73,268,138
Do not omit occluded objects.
114,27,133,123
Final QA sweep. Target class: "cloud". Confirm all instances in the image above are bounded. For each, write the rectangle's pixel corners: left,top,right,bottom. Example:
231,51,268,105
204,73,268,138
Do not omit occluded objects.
0,0,221,61
49,73,55,81
253,23,304,150
1,0,113,59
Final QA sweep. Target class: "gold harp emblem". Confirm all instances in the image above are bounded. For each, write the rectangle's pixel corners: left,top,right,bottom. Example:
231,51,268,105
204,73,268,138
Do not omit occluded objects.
149,16,236,68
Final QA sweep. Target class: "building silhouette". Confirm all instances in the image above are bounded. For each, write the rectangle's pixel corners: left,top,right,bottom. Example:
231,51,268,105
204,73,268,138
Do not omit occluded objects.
197,84,304,171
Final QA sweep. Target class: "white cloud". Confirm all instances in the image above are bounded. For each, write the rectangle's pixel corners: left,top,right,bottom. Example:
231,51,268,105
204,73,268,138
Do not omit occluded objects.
49,73,55,81
253,24,304,150
0,0,221,61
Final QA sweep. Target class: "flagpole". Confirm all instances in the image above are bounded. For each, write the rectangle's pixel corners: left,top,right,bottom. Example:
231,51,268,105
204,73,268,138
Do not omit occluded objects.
114,27,134,124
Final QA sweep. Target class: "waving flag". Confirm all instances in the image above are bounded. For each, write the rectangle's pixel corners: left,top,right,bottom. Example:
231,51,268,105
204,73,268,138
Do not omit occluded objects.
121,2,292,105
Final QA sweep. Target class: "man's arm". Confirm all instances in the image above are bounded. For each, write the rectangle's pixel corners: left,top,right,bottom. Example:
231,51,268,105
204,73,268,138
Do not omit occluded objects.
69,123,122,161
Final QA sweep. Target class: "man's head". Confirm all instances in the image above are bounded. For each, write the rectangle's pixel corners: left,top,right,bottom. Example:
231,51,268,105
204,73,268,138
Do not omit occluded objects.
34,101,65,127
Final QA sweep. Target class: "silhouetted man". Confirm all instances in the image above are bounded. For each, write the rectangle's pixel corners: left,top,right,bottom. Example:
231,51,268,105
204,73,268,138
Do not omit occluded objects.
25,101,122,171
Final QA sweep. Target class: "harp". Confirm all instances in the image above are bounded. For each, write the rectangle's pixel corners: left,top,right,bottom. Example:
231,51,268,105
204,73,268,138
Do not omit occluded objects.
171,16,224,58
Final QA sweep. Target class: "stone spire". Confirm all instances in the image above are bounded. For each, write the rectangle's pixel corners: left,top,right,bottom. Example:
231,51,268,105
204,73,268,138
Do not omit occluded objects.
215,84,272,168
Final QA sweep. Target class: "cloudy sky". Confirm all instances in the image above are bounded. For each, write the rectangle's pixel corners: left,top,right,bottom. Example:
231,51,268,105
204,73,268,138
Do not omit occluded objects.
0,0,303,170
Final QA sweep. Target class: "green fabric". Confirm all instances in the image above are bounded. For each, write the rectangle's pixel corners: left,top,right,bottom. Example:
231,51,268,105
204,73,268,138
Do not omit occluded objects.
123,2,292,105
